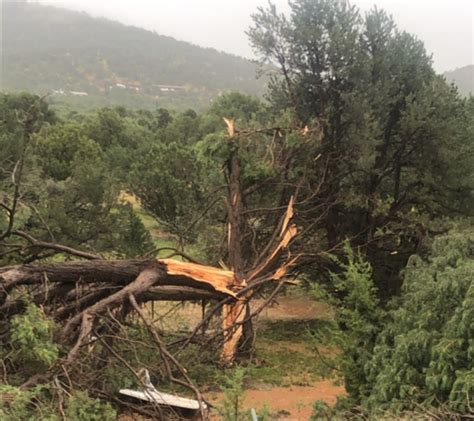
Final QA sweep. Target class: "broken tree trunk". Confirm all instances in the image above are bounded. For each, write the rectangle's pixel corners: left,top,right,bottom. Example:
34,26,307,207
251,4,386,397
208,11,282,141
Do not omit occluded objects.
220,119,299,363
221,120,254,364
222,192,298,363
1,118,299,374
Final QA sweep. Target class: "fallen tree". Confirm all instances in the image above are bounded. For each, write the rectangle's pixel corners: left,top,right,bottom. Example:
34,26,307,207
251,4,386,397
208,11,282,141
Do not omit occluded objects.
0,198,297,421
0,196,297,356
0,106,308,418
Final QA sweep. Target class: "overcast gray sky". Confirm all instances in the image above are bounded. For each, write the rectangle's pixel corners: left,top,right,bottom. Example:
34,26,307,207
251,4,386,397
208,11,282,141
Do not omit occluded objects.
40,0,473,73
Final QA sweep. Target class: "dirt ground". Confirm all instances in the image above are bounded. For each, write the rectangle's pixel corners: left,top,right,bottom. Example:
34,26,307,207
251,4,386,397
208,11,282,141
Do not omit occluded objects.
208,379,345,420
254,295,333,321
147,294,333,330
122,294,345,420
208,295,344,420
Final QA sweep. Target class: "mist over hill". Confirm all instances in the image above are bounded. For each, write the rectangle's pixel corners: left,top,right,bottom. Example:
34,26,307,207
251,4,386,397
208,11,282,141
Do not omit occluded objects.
0,1,267,110
1,2,470,112
444,65,474,97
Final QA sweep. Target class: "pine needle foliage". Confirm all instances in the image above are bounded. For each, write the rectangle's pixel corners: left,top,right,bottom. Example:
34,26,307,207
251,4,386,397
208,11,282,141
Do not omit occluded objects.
323,229,474,417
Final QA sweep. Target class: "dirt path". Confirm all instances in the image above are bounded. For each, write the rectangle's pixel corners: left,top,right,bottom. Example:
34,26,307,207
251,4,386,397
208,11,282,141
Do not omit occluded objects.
209,379,345,420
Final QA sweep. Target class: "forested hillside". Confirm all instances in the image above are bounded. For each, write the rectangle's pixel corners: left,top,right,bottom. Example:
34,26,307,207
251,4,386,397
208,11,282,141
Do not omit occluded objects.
444,65,474,96
1,2,266,110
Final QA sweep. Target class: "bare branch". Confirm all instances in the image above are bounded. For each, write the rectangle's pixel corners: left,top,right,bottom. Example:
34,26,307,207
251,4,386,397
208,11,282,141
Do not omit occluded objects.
11,230,102,260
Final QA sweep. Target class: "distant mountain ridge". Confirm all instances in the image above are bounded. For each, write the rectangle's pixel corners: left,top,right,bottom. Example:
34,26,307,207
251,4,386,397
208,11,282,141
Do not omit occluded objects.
0,2,267,110
444,65,473,97
2,2,470,111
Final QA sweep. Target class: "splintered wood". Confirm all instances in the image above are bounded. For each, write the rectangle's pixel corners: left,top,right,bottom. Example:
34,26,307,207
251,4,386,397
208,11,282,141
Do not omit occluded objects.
221,197,298,364
161,259,237,297
249,196,297,282
221,300,246,363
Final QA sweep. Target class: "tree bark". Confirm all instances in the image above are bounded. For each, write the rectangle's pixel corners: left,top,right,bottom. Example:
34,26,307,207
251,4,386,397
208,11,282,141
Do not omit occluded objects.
222,138,255,364
0,259,236,298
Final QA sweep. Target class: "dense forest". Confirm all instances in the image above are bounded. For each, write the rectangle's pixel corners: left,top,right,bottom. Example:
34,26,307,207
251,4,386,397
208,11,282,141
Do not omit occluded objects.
0,0,473,419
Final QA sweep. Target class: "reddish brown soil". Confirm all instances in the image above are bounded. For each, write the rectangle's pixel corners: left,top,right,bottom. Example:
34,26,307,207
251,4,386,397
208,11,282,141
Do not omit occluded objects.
122,296,345,420
209,379,345,420
207,296,344,420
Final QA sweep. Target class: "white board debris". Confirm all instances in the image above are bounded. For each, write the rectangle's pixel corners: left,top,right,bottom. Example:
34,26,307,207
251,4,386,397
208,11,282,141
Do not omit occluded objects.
119,369,207,411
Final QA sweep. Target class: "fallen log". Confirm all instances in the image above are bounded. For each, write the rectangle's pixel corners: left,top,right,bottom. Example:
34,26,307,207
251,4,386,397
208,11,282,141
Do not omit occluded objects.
0,259,236,304
0,258,239,353
0,259,235,294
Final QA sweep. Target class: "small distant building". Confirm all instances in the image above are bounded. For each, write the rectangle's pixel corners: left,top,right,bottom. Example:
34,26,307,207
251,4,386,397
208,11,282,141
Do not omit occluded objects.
115,83,126,89
70,91,88,96
155,84,186,92
52,89,65,95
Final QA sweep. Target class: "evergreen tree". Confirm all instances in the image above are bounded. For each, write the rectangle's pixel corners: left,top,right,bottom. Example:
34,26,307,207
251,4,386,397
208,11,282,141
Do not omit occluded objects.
249,0,474,296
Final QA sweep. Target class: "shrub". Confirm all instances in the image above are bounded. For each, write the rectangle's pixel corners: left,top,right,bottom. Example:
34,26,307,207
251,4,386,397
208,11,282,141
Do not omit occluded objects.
10,302,59,369
0,384,58,421
364,230,474,414
321,230,474,417
66,391,116,421
218,368,246,421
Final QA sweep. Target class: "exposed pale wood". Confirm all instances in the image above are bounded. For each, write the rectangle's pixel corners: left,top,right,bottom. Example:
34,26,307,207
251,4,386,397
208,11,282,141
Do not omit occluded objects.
280,195,295,235
221,300,246,364
223,117,236,137
162,259,236,297
248,197,298,282
221,196,298,363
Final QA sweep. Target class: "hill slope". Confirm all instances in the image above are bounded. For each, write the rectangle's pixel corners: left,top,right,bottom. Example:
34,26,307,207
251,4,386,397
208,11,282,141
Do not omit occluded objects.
1,2,266,110
444,65,473,97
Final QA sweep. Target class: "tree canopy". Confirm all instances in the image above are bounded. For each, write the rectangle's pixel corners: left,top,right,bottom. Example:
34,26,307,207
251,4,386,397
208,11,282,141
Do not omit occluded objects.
248,0,474,296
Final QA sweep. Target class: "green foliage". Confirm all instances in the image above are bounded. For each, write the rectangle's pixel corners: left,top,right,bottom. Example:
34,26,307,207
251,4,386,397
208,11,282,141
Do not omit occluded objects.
0,4,472,419
218,368,247,421
363,229,474,414
205,92,270,128
216,368,272,420
130,141,205,240
316,246,385,403
0,384,58,421
115,204,154,257
66,391,116,421
33,123,91,181
0,94,153,263
249,0,474,297
0,92,56,199
310,400,333,421
322,229,474,417
10,302,59,369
